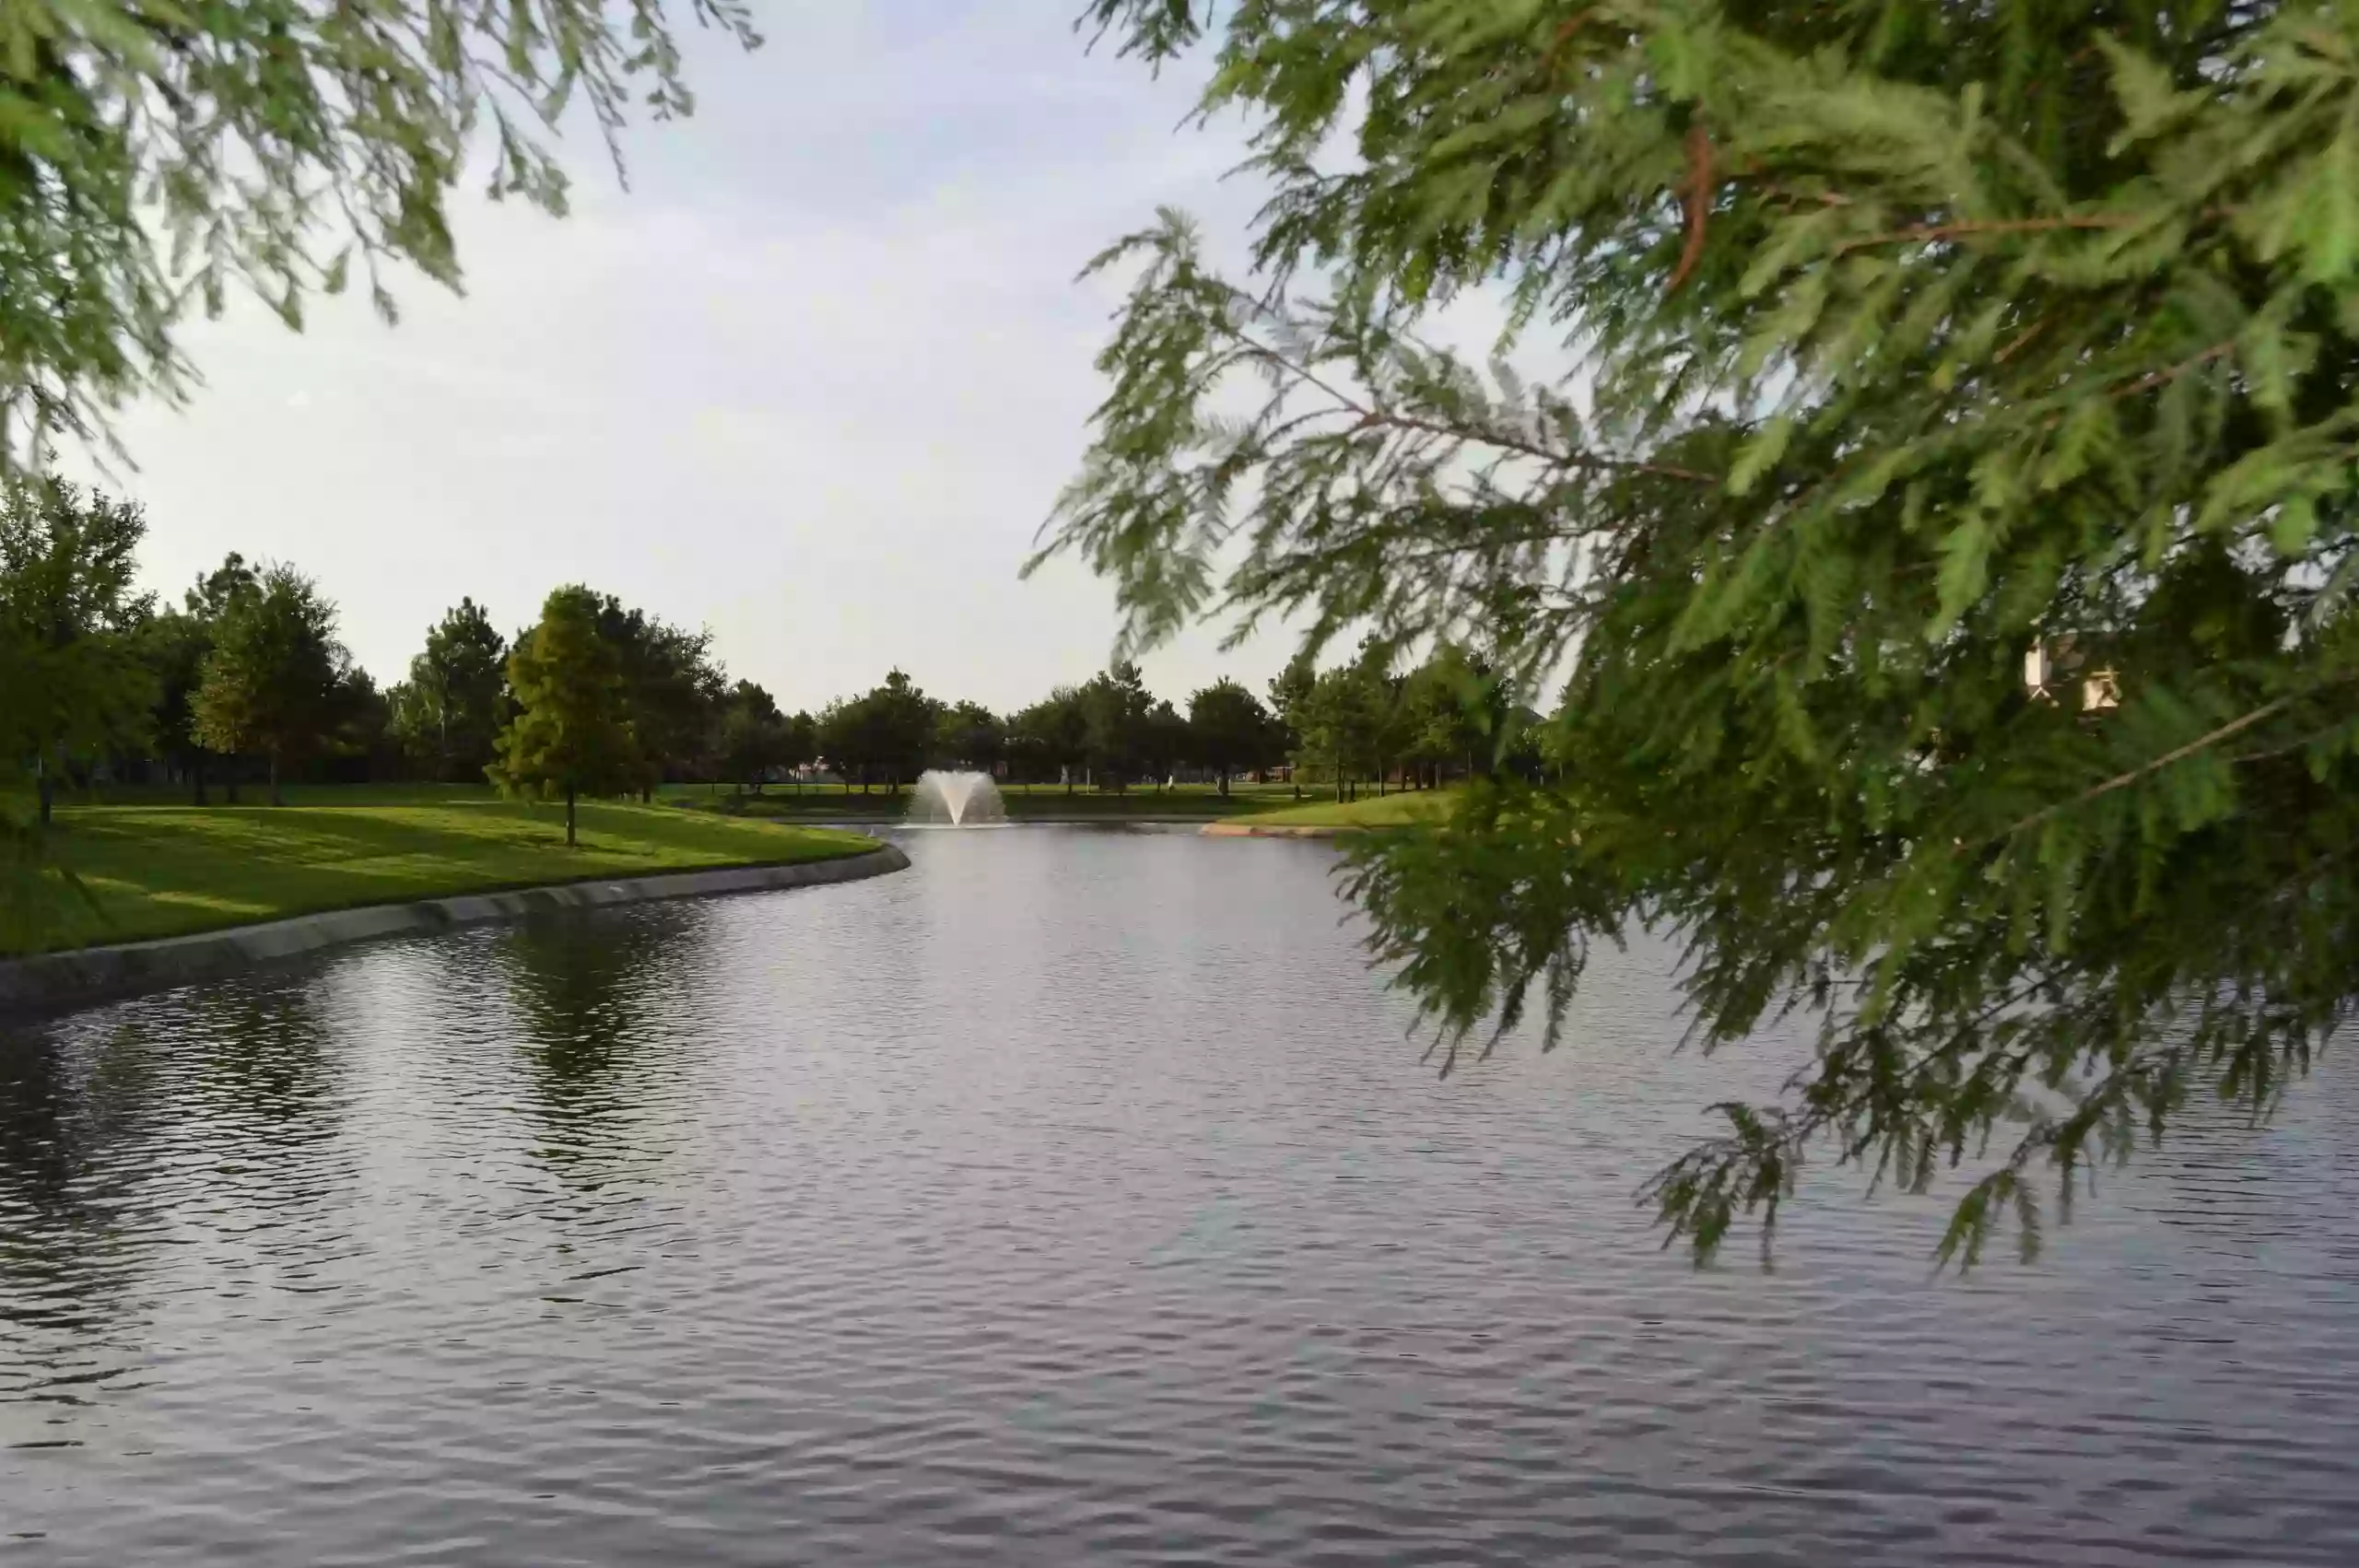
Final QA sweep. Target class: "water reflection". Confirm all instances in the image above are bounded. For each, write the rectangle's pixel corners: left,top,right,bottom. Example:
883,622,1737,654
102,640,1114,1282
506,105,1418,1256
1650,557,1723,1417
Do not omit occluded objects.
177,981,345,1154
1,833,2354,1566
496,904,709,1184
0,1021,153,1356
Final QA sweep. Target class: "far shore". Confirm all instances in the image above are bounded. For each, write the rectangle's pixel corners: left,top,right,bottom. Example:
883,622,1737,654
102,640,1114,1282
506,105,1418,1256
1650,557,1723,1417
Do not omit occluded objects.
1204,789,1460,837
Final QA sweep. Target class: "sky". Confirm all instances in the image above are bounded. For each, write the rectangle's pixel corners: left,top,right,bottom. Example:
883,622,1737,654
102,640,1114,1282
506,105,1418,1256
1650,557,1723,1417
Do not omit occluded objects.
70,1,1296,715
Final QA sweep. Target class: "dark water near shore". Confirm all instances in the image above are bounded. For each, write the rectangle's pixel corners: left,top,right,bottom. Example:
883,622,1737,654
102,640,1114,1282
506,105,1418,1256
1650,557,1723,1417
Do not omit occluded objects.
4,826,2356,1565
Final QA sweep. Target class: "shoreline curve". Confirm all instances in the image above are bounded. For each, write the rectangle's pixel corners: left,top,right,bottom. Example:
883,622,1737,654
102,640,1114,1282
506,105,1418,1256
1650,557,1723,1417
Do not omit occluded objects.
0,844,911,1022
1198,823,1356,838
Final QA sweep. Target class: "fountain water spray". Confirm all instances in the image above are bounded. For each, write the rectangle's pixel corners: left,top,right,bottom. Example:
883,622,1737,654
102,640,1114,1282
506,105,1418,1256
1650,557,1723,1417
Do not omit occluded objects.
906,769,1009,827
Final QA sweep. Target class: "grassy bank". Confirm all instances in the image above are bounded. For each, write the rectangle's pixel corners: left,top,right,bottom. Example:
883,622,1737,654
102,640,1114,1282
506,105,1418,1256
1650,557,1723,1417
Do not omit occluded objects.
1215,790,1461,831
61,781,505,808
18,802,882,955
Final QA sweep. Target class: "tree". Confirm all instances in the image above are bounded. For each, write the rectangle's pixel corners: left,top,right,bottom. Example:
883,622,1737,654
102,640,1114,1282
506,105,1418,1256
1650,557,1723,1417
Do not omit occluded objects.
779,711,819,790
0,479,157,824
0,1,758,473
1399,645,1508,790
137,607,217,801
186,554,260,625
330,666,402,784
1351,638,1412,796
1079,661,1155,790
191,566,348,806
1291,662,1385,802
1267,655,1315,798
592,597,722,798
816,696,876,792
718,680,788,794
1139,698,1191,790
391,598,510,783
1050,1,2359,1264
1011,686,1091,792
491,586,640,847
144,555,261,803
1188,678,1275,797
935,701,1007,775
862,669,941,794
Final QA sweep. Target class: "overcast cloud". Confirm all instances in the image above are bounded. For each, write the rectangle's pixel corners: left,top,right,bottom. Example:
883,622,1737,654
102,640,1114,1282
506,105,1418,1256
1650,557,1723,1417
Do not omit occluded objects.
70,1,1295,714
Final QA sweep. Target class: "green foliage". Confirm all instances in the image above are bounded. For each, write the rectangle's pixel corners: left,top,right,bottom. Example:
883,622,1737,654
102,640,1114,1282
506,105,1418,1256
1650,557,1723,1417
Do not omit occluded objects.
591,594,722,794
0,476,155,820
1053,0,2359,1265
717,678,788,791
1080,660,1155,789
1009,685,1091,789
135,553,258,802
191,563,349,804
390,597,510,783
0,0,759,467
1139,696,1191,786
935,699,1007,774
816,669,940,793
1187,675,1278,793
490,584,640,845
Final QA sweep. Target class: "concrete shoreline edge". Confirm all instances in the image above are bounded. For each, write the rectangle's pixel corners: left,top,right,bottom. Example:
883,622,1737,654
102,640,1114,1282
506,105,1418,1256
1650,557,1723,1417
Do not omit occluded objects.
0,843,912,1022
1198,823,1356,838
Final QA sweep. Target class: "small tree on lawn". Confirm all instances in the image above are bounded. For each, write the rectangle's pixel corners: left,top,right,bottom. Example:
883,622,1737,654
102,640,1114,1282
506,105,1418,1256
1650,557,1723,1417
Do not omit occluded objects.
934,700,1006,776
0,478,157,824
1188,678,1275,798
192,564,347,806
779,711,818,790
1013,686,1091,793
718,679,787,795
491,585,640,847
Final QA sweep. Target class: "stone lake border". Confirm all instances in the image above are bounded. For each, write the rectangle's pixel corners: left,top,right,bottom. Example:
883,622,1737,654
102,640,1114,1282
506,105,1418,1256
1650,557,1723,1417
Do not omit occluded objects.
0,843,911,1022
1198,823,1356,838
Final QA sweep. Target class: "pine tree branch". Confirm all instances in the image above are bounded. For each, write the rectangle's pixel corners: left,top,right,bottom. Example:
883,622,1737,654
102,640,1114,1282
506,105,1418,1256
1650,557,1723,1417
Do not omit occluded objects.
1836,213,2142,254
2114,340,2236,399
1213,317,1718,485
1987,690,2317,846
1669,123,1714,294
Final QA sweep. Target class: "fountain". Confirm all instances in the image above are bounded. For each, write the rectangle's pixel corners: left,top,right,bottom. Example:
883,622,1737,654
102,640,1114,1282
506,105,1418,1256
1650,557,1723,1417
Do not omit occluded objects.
906,768,1009,827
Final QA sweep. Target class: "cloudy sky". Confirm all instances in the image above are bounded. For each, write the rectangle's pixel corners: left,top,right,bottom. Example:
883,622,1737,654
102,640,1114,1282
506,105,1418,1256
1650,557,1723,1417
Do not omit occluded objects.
77,2,1290,714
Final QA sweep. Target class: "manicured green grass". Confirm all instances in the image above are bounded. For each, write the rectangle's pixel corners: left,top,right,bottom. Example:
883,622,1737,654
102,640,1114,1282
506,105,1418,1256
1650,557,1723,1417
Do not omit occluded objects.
20,802,883,955
67,781,503,808
1219,789,1461,830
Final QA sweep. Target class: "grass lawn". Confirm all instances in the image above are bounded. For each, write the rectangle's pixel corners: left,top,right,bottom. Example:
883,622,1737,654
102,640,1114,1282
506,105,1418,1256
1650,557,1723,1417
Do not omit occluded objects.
1216,789,1461,830
66,781,504,808
18,802,884,955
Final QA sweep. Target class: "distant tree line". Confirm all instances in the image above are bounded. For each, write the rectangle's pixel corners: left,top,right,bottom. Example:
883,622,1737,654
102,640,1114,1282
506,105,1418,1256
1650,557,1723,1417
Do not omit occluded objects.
1,480,1538,819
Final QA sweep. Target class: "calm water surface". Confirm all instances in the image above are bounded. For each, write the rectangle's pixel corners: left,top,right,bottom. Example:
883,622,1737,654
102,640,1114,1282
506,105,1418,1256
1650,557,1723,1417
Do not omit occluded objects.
4,827,2356,1565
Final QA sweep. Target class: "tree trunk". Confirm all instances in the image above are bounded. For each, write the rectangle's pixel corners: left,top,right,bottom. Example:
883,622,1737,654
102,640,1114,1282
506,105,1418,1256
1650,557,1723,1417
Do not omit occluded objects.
1218,770,1230,799
35,755,53,827
193,754,209,807
566,785,578,847
268,750,283,807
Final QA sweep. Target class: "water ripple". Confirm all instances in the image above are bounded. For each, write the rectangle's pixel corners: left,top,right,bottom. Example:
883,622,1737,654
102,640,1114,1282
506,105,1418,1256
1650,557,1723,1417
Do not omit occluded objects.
2,826,2355,1565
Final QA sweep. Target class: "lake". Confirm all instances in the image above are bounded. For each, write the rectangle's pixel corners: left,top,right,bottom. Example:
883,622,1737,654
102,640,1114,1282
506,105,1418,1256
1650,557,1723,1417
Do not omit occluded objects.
5,825,2356,1565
